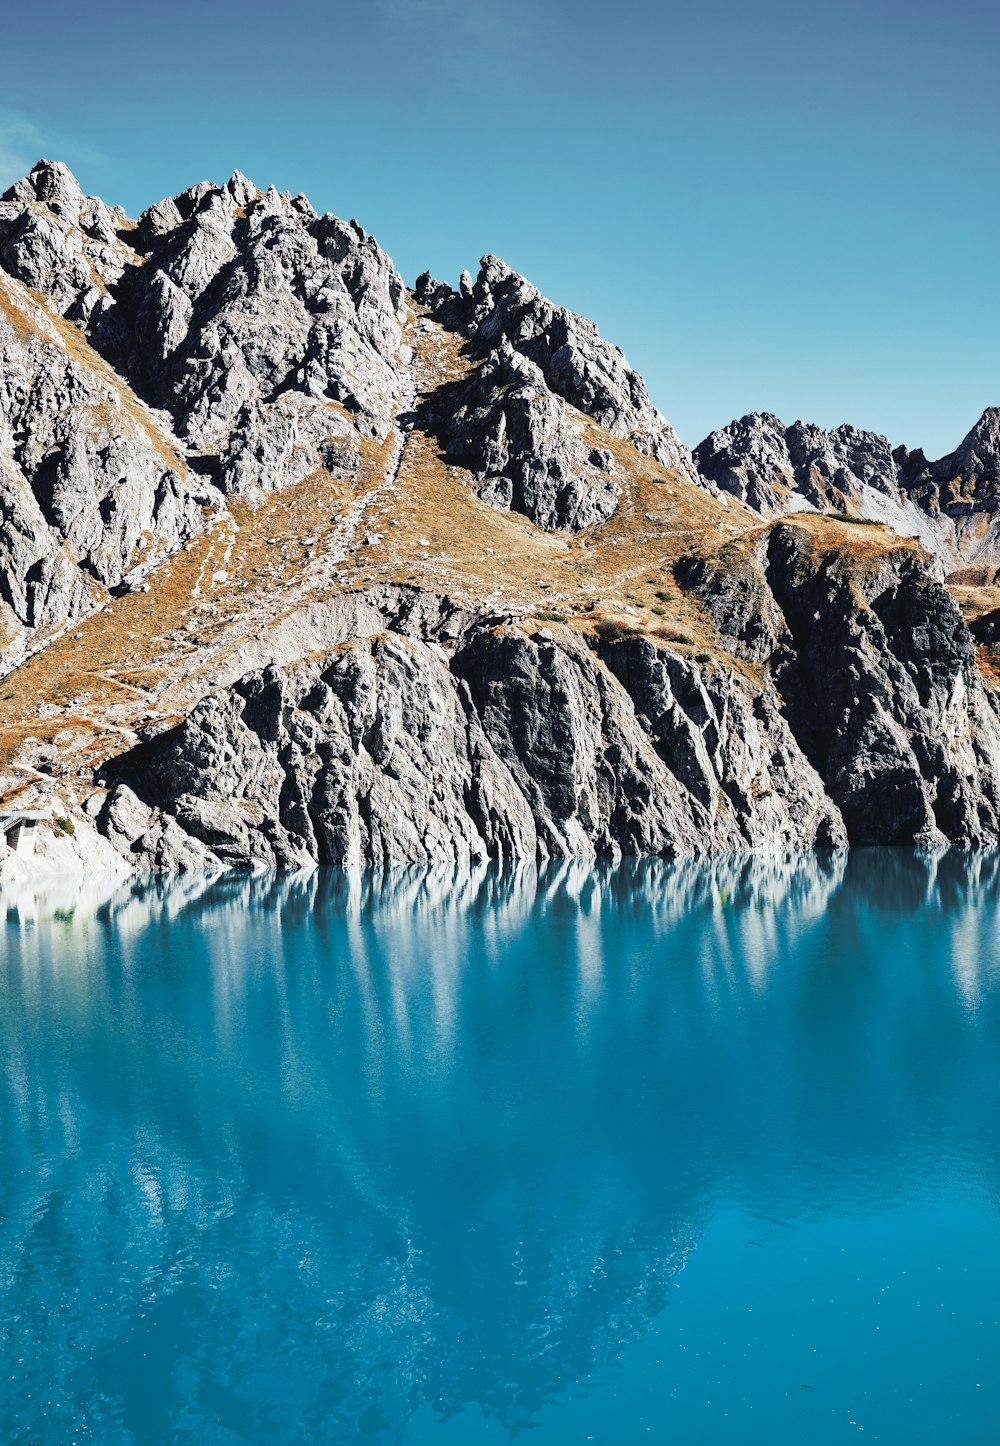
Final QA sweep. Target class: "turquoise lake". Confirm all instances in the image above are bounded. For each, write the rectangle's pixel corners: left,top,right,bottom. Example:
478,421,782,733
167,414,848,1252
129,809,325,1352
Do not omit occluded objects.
2,852,999,1444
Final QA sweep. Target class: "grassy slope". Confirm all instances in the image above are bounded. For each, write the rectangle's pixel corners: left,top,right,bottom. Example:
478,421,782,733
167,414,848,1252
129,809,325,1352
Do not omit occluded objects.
0,292,994,815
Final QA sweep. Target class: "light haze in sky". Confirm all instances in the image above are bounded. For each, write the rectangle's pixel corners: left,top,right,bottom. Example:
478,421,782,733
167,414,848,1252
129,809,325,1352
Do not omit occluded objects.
2,0,996,457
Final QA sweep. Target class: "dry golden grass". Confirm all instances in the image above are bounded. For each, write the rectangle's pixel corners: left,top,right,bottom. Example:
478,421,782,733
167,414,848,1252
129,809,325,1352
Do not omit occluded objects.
695,510,928,569
783,511,928,563
0,274,190,479
0,412,390,786
950,584,1000,627
0,295,958,800
973,649,1000,689
948,583,1000,689
0,281,43,345
344,309,749,657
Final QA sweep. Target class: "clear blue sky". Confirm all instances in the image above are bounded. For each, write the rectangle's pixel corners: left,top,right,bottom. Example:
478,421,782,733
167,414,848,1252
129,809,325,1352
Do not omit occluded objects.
2,0,996,457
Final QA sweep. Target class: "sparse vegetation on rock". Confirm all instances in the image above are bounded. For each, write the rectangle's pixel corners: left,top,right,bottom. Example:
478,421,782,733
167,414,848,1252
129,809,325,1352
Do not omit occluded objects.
2,159,1000,872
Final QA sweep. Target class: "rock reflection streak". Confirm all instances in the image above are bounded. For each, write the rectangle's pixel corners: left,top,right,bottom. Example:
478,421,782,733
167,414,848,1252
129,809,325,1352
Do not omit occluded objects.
1,851,999,1442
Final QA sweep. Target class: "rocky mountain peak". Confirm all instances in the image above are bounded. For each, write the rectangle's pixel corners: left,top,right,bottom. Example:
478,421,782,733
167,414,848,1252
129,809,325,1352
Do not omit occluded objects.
0,161,414,667
0,158,409,451
897,407,1000,539
692,413,795,512
225,170,258,208
785,421,900,501
416,256,699,485
4,160,1000,874
695,411,903,513
695,406,1000,569
3,158,85,222
0,158,133,317
951,407,1000,469
88,167,409,465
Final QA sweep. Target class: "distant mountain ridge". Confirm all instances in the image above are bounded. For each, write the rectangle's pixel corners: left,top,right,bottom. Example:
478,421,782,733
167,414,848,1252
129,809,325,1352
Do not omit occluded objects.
694,407,1000,570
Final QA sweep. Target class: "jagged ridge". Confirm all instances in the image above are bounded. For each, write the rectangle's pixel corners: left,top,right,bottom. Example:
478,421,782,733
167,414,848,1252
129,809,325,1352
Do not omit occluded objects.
694,409,1000,571
1,158,999,874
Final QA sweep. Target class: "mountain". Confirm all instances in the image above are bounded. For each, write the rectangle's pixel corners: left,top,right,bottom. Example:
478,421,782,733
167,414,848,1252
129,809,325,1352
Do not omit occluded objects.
2,159,1000,874
693,410,1000,569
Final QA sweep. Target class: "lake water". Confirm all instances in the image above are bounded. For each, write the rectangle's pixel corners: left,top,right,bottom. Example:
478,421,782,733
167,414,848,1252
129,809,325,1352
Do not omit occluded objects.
1,852,999,1444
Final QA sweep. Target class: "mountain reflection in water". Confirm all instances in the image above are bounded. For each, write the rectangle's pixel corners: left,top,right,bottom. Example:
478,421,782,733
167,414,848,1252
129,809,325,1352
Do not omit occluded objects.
2,851,999,1444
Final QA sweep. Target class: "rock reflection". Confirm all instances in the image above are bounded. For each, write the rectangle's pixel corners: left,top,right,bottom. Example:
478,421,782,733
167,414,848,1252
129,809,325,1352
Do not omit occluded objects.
1,851,1000,1442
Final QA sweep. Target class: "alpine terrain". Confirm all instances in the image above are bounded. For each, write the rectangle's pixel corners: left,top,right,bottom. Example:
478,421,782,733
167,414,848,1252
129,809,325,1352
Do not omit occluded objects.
3,159,1000,874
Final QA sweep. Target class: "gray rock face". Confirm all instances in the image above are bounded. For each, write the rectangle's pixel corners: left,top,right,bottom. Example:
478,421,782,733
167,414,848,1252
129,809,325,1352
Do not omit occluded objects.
4,158,1000,875
217,392,362,495
424,340,620,531
0,159,409,662
677,524,1000,845
0,159,135,321
694,412,929,526
95,175,408,462
901,408,1000,519
595,635,842,850
0,274,215,666
415,256,700,530
0,161,701,629
418,257,692,469
98,604,844,870
108,508,1000,864
452,624,843,856
692,413,798,513
693,413,904,514
693,409,1000,569
785,422,903,503
102,632,538,868
2,160,408,491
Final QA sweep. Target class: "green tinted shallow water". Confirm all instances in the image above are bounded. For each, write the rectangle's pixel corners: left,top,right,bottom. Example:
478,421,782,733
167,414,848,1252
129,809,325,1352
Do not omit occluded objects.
1,852,999,1444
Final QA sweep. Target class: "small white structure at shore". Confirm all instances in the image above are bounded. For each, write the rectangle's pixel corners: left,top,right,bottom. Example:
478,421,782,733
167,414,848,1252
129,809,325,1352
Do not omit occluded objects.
0,810,51,858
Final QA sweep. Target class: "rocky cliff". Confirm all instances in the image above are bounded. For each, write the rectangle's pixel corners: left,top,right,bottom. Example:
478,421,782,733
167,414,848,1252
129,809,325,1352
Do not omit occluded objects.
694,409,1000,570
1,159,999,874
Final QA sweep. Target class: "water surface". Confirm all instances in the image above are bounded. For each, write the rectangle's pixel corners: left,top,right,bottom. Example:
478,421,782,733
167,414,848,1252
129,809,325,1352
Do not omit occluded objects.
2,852,999,1443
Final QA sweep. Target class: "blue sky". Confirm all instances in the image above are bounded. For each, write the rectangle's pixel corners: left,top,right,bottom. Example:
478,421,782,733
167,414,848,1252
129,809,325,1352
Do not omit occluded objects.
2,0,996,457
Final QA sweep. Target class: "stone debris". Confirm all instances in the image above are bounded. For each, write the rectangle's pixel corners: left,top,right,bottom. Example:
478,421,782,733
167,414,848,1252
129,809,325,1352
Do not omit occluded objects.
1,158,999,873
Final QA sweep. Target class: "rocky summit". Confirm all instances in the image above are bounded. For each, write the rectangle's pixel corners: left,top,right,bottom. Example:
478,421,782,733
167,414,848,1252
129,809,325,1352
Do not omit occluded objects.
3,159,1000,875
